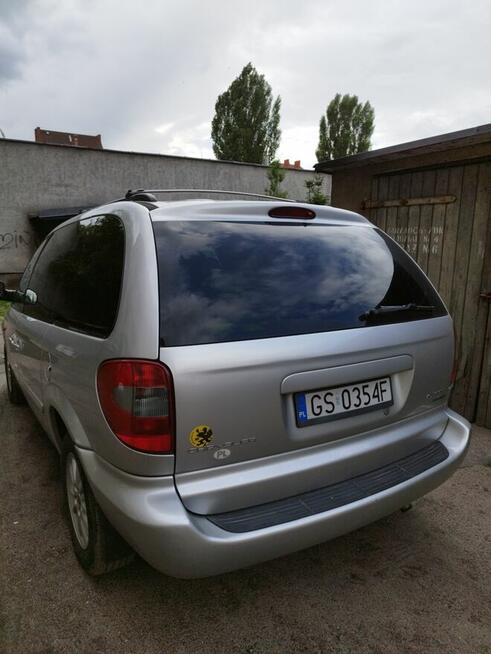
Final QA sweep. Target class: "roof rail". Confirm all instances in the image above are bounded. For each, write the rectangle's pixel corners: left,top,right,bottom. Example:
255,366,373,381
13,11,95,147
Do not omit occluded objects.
122,189,297,203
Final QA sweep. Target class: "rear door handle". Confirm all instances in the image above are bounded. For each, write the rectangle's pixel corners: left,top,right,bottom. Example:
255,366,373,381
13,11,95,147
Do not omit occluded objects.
8,333,23,350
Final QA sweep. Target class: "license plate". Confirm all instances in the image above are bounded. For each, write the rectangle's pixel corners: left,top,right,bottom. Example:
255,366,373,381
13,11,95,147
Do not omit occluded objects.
294,376,393,427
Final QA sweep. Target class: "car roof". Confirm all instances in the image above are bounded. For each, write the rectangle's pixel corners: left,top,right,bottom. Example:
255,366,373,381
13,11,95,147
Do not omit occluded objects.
59,198,370,230
148,199,370,226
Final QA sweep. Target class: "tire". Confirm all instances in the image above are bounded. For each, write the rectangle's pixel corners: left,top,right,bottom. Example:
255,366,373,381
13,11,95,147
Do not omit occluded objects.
4,347,26,405
61,438,134,575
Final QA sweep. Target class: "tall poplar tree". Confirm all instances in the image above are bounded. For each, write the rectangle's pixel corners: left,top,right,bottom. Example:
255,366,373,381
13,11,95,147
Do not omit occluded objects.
211,63,281,164
316,93,375,161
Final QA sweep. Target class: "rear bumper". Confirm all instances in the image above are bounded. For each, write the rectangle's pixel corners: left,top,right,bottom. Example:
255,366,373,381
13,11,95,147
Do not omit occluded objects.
78,409,470,578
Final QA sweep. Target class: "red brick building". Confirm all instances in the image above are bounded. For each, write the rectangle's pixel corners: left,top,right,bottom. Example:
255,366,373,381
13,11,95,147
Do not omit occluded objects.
34,127,103,149
281,159,302,170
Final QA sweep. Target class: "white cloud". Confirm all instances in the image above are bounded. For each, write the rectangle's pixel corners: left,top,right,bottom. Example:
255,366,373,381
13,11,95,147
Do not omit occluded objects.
166,123,213,159
154,122,175,135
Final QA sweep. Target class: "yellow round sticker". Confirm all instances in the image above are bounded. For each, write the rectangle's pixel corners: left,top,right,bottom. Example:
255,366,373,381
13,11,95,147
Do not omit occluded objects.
189,425,213,448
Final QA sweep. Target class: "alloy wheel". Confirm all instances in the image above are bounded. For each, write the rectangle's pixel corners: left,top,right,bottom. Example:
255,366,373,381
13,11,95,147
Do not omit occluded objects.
66,453,89,549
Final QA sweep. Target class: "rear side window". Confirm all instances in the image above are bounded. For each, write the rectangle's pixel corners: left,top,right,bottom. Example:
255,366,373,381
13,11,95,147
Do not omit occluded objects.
153,221,446,346
25,215,125,337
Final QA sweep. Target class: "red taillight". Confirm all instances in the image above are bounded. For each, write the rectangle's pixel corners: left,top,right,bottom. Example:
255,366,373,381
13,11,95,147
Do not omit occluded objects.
97,360,174,454
268,206,316,219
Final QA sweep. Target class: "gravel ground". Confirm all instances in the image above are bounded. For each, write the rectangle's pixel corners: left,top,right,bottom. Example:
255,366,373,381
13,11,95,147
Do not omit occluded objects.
0,359,490,654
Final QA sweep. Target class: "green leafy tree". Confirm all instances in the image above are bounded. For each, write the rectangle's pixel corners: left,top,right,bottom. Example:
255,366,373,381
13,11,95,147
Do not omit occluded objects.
305,174,328,205
316,93,375,161
211,63,281,164
265,160,288,198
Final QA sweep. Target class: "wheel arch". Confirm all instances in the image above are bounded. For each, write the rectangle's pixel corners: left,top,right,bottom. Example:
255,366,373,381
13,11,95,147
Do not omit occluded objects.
44,384,92,451
48,406,68,453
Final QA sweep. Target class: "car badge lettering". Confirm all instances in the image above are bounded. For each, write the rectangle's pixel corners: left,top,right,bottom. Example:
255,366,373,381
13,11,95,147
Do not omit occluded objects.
188,436,256,454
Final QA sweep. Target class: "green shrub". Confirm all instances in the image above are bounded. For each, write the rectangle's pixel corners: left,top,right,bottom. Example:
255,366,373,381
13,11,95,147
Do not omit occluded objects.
0,301,11,322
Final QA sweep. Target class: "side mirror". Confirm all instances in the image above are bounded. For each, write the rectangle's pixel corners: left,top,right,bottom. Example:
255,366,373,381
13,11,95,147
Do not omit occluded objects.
25,289,37,305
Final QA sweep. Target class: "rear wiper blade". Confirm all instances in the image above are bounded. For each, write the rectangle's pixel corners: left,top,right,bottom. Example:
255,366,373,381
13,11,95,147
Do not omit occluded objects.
359,304,436,321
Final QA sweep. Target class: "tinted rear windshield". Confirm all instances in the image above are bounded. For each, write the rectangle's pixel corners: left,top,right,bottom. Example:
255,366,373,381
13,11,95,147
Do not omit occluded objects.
153,221,446,346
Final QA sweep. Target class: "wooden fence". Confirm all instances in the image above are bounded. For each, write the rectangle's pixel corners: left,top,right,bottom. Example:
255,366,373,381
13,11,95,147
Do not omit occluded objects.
366,161,491,427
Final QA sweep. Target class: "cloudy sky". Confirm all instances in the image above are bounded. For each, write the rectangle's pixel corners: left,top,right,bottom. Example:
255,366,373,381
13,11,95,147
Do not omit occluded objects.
1,0,490,168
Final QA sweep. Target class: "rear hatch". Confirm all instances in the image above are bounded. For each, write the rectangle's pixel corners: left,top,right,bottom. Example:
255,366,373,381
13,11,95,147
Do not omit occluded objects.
153,215,452,512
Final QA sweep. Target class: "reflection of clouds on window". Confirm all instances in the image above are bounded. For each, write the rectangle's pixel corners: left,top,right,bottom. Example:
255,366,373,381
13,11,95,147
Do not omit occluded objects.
164,293,244,345
154,221,434,346
315,232,393,312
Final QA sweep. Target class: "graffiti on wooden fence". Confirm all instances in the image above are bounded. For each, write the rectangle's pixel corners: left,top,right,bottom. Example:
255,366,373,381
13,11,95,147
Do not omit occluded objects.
386,225,444,257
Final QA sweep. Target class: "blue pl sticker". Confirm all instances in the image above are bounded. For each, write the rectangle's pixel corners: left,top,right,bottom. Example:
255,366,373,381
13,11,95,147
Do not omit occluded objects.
295,393,308,424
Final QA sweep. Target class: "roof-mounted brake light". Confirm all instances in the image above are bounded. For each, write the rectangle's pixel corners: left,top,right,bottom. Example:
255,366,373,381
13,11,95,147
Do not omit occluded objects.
268,206,316,219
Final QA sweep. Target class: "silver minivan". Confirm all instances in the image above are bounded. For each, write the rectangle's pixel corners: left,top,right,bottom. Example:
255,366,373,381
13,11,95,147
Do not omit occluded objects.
1,191,470,577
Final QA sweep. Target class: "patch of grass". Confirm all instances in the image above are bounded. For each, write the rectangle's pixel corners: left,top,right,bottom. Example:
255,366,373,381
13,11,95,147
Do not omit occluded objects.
0,301,11,322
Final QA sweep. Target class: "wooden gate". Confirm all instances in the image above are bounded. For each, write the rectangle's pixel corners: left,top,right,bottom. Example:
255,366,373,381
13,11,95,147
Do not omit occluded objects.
365,161,491,427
